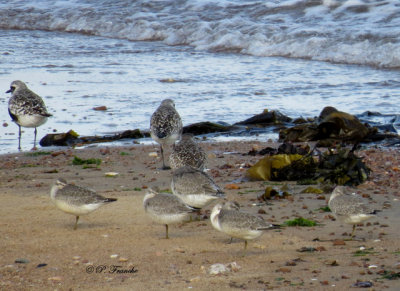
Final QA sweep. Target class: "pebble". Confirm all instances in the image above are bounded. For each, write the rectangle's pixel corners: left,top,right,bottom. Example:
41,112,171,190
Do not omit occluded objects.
14,258,30,264
110,254,119,259
48,276,62,282
105,172,119,177
118,257,128,262
208,264,228,275
149,152,158,157
72,256,81,260
93,106,107,111
36,263,48,268
332,240,346,246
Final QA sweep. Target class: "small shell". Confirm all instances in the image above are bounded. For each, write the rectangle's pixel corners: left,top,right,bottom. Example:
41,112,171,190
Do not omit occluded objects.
105,172,119,177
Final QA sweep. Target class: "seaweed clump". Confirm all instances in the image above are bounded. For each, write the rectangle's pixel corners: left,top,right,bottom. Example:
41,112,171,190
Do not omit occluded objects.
247,145,370,186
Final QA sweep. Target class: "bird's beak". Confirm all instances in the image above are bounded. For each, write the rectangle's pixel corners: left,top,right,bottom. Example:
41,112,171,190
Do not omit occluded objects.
6,89,12,93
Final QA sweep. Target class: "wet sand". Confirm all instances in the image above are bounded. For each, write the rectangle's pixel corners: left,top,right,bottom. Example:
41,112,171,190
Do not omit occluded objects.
0,141,399,290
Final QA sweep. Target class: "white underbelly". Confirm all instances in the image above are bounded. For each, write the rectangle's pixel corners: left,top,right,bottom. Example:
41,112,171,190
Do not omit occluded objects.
177,194,218,209
54,200,101,216
15,115,48,128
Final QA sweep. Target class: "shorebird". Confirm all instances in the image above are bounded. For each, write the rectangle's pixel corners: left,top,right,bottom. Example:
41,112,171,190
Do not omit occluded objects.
210,202,280,250
6,80,52,150
169,133,206,170
171,166,225,209
210,201,240,243
143,188,196,239
328,186,380,240
150,99,182,170
50,178,117,230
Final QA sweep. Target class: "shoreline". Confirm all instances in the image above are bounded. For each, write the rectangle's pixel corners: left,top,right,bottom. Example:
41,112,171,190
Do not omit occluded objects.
1,140,400,290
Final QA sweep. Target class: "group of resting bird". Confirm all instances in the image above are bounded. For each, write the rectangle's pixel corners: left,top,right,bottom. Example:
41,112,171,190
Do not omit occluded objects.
5,80,381,250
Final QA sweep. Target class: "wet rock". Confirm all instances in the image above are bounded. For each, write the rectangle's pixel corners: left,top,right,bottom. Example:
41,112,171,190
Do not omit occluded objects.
297,247,317,252
36,263,48,268
40,129,149,147
278,106,392,146
236,109,292,126
351,281,373,288
183,121,232,135
93,106,107,111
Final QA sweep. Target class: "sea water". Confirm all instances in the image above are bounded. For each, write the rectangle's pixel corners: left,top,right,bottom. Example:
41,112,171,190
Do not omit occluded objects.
0,0,399,153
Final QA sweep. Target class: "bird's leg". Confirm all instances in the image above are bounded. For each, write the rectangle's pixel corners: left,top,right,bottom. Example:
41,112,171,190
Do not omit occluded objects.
160,145,170,170
32,127,38,150
18,125,22,151
165,224,169,239
350,224,356,240
240,240,248,257
74,216,80,230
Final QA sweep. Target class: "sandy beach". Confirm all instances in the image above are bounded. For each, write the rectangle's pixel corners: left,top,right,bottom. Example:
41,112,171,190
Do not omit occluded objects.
0,140,399,290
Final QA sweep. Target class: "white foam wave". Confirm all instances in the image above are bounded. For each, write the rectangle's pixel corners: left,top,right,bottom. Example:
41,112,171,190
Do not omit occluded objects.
1,0,399,68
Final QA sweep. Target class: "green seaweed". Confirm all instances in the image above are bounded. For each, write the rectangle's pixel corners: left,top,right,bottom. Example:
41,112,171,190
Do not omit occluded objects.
379,271,400,280
353,248,377,257
120,152,131,156
283,217,318,227
301,186,324,194
314,206,331,212
72,156,101,167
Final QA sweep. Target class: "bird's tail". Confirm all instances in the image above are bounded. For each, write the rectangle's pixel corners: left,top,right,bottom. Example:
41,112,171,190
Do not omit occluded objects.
260,224,281,231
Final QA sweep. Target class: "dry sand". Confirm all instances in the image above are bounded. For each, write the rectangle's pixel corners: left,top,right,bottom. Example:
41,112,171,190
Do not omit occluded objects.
0,141,399,290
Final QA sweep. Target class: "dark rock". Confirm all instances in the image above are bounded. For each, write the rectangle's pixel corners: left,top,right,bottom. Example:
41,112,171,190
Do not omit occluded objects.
236,109,292,126
36,263,48,268
182,122,232,135
351,281,373,288
40,129,149,147
40,130,80,146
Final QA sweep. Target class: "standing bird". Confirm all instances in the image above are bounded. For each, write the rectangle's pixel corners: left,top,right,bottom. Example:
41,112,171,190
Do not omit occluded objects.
143,188,196,239
6,80,52,150
210,202,280,251
210,201,240,243
171,166,225,209
150,99,182,170
169,133,206,171
50,178,117,230
328,186,380,240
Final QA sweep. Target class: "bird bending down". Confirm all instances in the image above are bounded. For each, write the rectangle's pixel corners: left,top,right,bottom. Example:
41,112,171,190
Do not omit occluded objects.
50,178,117,230
328,186,380,240
6,80,52,150
171,166,225,209
169,133,206,170
150,99,182,170
210,202,280,250
143,188,196,239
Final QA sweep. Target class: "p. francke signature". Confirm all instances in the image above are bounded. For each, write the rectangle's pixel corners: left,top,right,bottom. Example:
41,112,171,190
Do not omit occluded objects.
86,264,138,274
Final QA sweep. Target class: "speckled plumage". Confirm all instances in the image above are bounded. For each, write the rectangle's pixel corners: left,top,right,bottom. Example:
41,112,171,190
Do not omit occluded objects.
6,80,52,150
143,188,196,239
171,166,224,209
50,178,117,230
150,99,182,169
210,202,279,250
328,186,379,239
169,134,206,170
